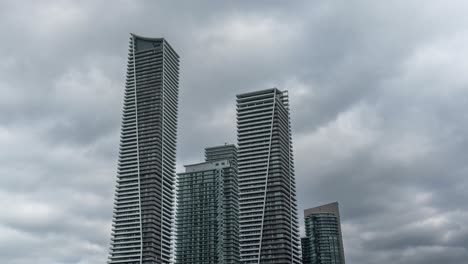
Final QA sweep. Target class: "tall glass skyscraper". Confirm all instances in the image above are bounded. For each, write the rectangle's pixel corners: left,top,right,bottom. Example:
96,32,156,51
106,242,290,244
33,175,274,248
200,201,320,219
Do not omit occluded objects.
204,144,240,263
176,145,239,264
301,237,312,264
303,202,345,264
108,34,179,264
237,88,302,264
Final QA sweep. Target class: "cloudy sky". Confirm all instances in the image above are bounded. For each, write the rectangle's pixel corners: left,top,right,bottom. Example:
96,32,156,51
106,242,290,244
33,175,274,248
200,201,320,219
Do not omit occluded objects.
1,0,468,263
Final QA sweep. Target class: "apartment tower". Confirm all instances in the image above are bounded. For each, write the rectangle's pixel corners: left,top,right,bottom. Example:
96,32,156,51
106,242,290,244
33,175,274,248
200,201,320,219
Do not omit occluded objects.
176,145,239,264
303,202,345,264
108,34,179,264
301,237,312,264
237,88,302,264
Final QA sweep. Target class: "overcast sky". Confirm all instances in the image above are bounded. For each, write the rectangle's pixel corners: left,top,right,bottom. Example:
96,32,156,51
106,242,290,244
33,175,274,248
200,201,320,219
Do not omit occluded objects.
0,0,467,263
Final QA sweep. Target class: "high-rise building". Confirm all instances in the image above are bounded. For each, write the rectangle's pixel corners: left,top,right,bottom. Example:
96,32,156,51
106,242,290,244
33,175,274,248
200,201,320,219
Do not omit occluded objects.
301,237,311,264
204,144,240,263
303,202,345,264
176,145,239,264
108,34,179,264
237,88,302,264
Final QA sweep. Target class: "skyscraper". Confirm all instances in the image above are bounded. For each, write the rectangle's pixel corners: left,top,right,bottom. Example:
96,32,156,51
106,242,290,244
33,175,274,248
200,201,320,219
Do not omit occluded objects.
301,237,311,264
204,144,240,263
237,88,302,264
303,202,345,264
176,145,239,264
108,34,179,264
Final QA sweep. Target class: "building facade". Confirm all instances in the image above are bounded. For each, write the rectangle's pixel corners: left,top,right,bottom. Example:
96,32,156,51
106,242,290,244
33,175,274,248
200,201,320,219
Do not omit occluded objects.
303,202,345,264
204,144,240,263
108,34,179,264
237,88,302,264
176,145,239,264
301,237,311,264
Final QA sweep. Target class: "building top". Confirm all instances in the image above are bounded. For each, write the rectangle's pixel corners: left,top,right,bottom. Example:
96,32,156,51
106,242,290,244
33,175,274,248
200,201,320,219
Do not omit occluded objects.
236,87,287,99
182,159,231,173
205,144,237,162
304,202,340,218
130,33,180,58
131,33,164,42
204,143,237,152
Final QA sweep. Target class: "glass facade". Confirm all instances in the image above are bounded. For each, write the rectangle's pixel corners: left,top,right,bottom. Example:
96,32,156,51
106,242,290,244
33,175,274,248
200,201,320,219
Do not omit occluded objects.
176,145,239,264
303,202,345,264
108,34,179,264
205,145,240,263
301,237,311,264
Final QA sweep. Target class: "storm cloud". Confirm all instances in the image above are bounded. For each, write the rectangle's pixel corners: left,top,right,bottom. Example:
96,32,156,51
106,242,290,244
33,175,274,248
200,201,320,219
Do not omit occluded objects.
0,1,467,263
